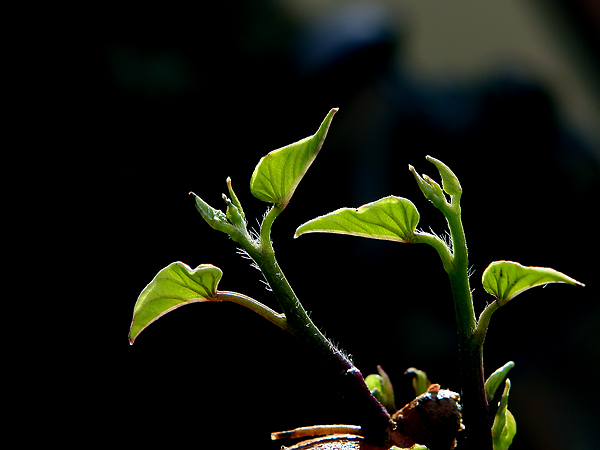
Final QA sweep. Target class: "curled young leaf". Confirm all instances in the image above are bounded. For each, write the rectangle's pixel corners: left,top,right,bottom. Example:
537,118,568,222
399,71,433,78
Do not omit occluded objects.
485,361,515,404
250,108,337,209
190,192,234,234
223,194,245,228
409,165,446,209
425,156,462,197
366,365,396,414
295,196,420,243
482,261,584,306
129,262,222,344
226,177,245,218
405,367,431,397
492,379,516,450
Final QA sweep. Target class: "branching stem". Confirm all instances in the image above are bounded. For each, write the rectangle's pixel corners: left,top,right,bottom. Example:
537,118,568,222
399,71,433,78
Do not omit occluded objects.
238,205,393,444
444,202,477,337
443,199,492,450
413,232,454,273
473,301,500,351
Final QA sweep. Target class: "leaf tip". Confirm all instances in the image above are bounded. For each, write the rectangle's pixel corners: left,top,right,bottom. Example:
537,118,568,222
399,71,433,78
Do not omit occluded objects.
293,225,308,239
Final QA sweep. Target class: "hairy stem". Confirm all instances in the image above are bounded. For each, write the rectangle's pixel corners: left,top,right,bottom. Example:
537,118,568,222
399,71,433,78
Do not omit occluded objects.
413,232,454,273
444,203,476,336
242,205,393,444
444,202,492,450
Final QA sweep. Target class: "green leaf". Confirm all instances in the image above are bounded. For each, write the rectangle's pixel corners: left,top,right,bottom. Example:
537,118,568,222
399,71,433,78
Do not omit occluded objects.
482,261,584,306
190,192,233,233
226,177,245,219
425,156,462,197
129,262,222,344
366,374,383,397
405,367,431,396
485,361,515,403
492,379,517,450
365,366,395,413
295,196,420,243
409,165,446,209
250,108,337,209
191,189,252,245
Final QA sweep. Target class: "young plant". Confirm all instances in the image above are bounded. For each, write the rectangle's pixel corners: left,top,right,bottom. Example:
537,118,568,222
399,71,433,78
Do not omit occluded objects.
129,109,583,450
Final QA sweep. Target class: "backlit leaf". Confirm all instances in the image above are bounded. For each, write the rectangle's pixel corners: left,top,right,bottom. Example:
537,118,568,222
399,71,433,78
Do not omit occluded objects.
492,379,516,450
129,262,222,343
366,366,396,413
250,108,337,209
295,196,419,243
485,361,514,403
405,367,431,397
426,156,462,197
482,261,583,306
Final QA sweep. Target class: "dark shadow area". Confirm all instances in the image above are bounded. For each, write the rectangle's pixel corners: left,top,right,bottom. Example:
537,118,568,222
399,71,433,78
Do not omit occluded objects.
80,2,600,449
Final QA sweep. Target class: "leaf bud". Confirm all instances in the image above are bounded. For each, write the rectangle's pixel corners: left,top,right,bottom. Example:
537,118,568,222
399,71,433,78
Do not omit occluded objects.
190,192,235,235
426,156,462,197
223,194,245,228
409,165,447,208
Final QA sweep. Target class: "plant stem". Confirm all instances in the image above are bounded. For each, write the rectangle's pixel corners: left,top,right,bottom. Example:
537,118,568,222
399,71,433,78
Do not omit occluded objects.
244,206,393,444
444,202,492,450
444,203,476,336
458,335,491,450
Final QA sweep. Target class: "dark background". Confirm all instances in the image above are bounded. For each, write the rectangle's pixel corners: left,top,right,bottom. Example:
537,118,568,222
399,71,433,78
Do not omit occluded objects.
77,1,600,449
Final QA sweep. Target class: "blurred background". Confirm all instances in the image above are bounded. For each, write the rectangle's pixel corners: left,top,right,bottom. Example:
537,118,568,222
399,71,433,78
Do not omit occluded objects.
91,1,600,449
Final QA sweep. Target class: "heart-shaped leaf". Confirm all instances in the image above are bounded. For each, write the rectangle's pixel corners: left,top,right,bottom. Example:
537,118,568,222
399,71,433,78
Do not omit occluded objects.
482,261,583,306
129,262,222,343
250,108,337,209
295,196,420,243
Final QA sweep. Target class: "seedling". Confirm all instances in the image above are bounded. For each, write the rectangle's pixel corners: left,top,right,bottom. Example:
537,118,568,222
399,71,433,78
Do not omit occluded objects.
129,109,583,450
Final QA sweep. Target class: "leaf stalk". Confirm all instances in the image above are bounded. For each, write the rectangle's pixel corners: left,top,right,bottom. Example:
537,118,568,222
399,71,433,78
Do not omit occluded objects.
215,290,289,332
